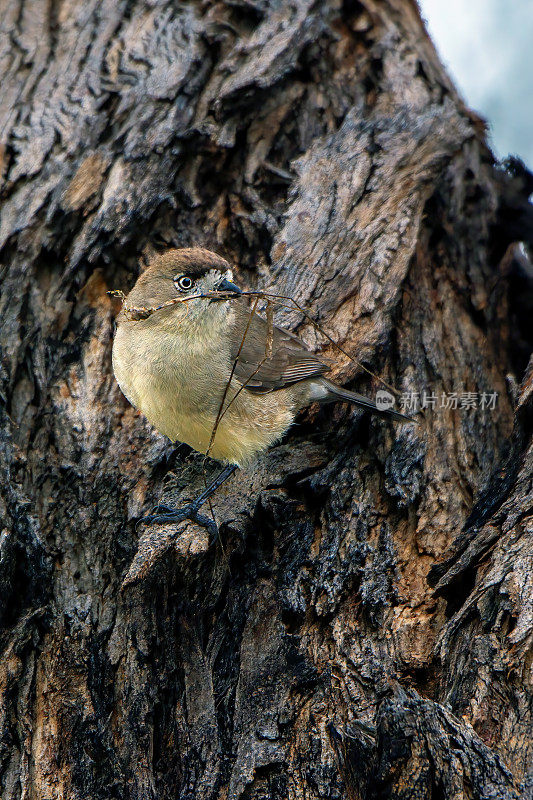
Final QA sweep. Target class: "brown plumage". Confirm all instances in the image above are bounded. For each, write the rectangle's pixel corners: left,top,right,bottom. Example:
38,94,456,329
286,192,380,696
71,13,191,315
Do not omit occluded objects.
228,302,331,393
112,247,411,466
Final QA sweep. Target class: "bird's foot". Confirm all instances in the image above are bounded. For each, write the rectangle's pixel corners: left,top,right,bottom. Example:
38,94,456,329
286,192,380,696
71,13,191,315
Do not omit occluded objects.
139,502,219,541
138,464,238,543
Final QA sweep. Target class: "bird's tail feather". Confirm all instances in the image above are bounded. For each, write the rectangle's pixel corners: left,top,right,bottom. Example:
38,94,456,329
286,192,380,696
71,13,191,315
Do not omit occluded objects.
320,379,414,423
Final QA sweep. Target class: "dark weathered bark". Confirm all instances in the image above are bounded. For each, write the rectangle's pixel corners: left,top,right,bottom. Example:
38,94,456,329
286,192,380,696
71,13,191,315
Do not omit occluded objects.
0,1,532,798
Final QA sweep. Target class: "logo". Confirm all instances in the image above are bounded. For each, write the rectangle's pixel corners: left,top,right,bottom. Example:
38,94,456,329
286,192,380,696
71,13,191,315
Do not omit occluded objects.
375,390,395,411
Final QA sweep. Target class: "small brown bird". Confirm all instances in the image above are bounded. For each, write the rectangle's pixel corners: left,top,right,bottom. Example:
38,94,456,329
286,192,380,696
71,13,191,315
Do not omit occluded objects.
112,247,411,529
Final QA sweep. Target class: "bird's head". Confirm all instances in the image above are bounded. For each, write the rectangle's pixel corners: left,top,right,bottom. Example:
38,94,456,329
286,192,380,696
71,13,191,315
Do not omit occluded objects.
119,247,242,326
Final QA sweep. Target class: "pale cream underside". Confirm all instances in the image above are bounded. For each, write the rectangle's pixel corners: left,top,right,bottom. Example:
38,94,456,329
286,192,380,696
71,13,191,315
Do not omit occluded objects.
112,308,299,465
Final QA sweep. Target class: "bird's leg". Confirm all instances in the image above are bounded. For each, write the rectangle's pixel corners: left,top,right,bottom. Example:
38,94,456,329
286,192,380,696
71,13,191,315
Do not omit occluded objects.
140,464,238,538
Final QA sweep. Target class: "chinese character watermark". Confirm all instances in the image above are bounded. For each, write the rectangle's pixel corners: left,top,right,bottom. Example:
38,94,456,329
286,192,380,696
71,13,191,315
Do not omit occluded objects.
396,390,499,414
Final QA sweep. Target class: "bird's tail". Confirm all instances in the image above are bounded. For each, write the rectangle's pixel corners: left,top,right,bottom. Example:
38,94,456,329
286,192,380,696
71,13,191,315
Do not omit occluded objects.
320,379,414,423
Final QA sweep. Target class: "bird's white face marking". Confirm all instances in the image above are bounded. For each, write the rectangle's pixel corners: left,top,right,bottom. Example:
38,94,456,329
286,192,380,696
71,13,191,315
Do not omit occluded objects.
172,268,234,298
171,268,238,323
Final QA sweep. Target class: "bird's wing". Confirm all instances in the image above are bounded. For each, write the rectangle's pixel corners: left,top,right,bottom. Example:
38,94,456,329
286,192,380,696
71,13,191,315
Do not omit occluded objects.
228,301,331,393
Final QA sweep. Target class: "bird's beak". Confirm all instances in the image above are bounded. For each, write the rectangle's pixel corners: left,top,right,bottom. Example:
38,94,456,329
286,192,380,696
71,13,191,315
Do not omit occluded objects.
215,276,242,296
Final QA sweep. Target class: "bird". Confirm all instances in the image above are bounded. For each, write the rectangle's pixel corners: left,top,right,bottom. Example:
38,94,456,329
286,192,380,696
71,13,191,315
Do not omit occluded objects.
112,247,412,532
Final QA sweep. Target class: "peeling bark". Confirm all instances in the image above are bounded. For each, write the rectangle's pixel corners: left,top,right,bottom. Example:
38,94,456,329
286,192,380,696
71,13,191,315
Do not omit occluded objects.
0,1,532,799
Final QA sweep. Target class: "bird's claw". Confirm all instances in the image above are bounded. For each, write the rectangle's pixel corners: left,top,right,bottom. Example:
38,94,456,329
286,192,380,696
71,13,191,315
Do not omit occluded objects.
139,503,219,541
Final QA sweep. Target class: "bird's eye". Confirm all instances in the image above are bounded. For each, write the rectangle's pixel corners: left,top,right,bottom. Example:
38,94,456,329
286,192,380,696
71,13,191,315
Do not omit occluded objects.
175,275,193,292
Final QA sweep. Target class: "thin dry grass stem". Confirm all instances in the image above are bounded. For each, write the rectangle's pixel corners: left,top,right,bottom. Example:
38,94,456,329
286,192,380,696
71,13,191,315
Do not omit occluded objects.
214,299,276,428
241,291,403,399
108,287,401,398
265,302,274,359
201,296,260,538
107,289,238,321
204,296,260,464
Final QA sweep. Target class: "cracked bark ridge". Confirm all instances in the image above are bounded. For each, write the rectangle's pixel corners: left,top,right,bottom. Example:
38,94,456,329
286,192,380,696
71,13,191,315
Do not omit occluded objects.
0,1,532,799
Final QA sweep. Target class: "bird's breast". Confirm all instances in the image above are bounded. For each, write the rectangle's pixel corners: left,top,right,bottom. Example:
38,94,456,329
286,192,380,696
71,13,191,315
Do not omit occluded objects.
112,316,296,465
113,319,226,438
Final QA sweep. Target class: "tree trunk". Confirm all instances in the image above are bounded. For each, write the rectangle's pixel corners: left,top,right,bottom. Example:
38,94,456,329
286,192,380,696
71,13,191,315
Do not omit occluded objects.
1,1,532,798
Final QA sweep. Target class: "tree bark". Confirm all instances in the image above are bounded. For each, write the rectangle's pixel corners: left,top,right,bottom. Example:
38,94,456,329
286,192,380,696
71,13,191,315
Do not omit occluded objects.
0,1,532,799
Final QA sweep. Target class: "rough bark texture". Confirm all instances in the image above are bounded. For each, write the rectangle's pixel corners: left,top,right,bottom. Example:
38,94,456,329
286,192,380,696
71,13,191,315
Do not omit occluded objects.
0,1,532,799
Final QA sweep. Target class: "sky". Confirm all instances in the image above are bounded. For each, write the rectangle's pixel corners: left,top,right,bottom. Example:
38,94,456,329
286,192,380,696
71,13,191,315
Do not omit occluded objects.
418,0,533,169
